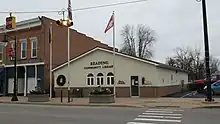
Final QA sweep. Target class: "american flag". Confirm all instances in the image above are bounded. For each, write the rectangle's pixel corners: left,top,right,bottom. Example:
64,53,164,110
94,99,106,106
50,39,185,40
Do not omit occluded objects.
104,13,114,33
68,0,72,20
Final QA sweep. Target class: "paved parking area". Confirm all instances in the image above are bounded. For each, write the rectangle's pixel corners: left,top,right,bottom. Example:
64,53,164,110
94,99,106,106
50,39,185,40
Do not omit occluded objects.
164,91,220,98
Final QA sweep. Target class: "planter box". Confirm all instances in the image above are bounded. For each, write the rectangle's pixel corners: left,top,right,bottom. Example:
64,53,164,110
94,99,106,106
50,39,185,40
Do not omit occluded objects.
28,94,49,102
89,94,115,103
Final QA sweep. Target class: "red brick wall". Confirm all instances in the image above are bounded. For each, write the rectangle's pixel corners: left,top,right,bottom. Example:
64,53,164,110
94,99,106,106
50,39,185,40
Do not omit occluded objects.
0,16,118,91
0,26,42,65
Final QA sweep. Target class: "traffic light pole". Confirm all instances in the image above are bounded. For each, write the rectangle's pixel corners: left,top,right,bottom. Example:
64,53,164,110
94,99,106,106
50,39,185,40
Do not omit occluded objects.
56,6,73,103
200,0,213,102
67,27,70,103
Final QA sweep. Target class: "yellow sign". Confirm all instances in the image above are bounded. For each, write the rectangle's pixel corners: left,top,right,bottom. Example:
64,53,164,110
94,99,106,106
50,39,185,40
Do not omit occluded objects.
6,16,16,30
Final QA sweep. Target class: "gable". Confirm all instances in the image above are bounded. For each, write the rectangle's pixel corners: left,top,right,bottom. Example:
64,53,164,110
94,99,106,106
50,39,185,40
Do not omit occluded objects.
52,47,158,72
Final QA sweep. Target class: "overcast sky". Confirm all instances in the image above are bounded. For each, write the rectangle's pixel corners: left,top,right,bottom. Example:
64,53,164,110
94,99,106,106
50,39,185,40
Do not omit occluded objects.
0,0,219,63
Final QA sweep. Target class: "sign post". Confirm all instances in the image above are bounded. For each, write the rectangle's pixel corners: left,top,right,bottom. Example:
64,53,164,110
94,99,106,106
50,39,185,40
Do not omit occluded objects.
56,75,66,103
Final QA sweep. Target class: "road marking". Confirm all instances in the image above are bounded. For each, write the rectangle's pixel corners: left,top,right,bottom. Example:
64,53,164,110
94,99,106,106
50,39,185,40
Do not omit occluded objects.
138,115,182,119
145,110,174,113
127,122,155,124
134,118,181,123
181,91,197,98
147,108,184,112
142,113,182,116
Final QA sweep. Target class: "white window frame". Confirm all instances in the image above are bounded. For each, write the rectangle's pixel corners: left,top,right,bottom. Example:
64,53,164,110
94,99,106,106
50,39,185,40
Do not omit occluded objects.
9,40,15,61
97,73,104,86
0,43,3,62
87,73,94,86
30,37,37,58
106,72,114,85
20,39,27,59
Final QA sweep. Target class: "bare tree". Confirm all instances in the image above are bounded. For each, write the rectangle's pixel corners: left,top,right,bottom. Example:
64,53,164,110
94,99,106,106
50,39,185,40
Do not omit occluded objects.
120,24,156,59
208,56,220,74
166,46,220,80
166,46,204,80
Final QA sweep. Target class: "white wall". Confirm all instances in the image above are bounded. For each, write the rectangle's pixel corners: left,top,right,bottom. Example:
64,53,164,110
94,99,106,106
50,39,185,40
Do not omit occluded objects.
54,49,158,88
156,67,188,86
27,78,36,93
8,78,24,94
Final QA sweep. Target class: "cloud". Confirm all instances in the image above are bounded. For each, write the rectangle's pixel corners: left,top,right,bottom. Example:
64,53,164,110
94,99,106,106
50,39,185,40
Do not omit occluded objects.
0,0,219,63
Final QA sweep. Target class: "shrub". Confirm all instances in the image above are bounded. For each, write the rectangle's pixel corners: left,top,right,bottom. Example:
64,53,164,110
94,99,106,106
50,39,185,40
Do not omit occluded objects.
29,86,47,94
90,87,113,95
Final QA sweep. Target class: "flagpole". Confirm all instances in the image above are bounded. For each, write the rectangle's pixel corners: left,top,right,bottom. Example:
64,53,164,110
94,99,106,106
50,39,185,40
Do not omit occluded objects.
67,0,72,103
112,11,116,97
49,23,53,99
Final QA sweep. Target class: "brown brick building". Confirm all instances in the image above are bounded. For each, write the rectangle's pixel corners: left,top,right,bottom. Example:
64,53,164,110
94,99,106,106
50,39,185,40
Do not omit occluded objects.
0,16,114,96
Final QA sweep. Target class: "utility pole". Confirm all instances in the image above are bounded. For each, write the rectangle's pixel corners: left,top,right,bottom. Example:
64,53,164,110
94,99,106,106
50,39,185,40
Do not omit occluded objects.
56,0,73,103
198,0,213,102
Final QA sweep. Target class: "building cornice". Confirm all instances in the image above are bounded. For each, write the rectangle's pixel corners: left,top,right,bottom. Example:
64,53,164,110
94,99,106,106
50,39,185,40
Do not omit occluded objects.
0,17,42,33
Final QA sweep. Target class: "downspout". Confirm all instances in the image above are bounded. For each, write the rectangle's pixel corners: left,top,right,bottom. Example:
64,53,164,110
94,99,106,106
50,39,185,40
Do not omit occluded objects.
154,65,159,97
38,16,45,62
38,17,46,90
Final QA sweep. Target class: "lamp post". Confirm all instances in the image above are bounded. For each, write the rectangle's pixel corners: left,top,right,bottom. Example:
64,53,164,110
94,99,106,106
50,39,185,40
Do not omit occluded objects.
197,0,213,102
2,34,18,101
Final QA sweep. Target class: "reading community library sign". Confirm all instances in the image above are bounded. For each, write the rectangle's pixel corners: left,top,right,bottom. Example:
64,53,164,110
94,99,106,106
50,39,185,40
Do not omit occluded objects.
84,61,113,69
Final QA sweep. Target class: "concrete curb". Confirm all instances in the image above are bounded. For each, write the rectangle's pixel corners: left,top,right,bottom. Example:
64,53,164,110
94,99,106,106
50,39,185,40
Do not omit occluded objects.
0,101,144,108
194,106,220,109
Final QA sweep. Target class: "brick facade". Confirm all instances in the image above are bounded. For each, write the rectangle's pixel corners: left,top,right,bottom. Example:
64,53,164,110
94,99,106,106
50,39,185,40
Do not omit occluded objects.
0,16,115,94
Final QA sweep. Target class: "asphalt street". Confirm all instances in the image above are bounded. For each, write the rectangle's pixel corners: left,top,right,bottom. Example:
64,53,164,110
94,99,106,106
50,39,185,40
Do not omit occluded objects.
0,104,143,124
183,108,220,124
0,104,219,124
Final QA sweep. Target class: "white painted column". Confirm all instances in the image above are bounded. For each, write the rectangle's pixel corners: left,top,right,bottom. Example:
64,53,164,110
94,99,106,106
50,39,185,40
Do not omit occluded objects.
35,65,37,87
24,66,27,96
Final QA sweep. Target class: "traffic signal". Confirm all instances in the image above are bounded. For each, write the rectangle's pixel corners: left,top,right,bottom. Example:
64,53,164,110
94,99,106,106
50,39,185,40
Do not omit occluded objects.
6,16,16,30
56,19,63,26
56,19,73,27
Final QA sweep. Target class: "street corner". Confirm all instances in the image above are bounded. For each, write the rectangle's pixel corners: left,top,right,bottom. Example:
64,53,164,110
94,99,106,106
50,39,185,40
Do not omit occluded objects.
163,90,213,98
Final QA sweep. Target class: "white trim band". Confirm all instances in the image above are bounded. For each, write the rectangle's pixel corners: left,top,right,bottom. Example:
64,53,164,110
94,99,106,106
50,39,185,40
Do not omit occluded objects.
4,62,44,67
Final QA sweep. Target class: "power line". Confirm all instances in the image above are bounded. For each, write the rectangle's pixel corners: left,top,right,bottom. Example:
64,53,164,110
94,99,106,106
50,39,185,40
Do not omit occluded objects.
73,0,147,12
0,0,148,14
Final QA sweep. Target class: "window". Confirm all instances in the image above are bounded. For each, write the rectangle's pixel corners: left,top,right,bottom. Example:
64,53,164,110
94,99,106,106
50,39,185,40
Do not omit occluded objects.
21,39,27,59
107,72,114,85
87,73,94,85
31,38,37,58
171,74,173,81
0,43,3,62
97,73,104,86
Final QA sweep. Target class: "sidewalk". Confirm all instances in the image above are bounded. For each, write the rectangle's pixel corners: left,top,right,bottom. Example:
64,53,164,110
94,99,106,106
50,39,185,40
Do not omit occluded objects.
1,96,220,108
